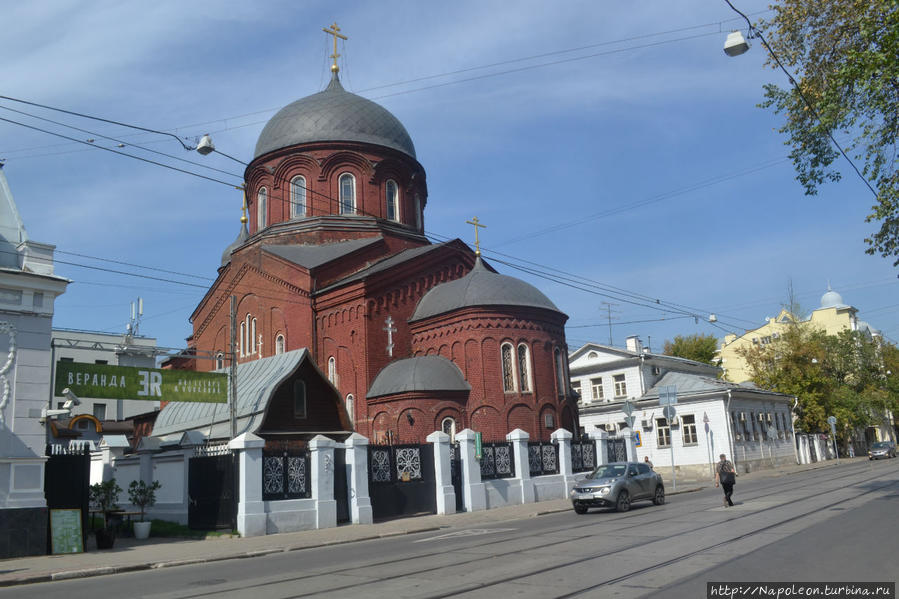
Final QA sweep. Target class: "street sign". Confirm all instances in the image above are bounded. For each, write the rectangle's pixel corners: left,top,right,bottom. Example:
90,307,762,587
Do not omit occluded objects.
475,432,483,460
624,415,636,429
827,416,837,426
663,405,676,421
659,385,677,406
622,400,634,417
634,431,643,447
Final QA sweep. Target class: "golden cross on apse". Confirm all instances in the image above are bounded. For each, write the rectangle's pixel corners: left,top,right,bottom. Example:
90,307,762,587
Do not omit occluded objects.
465,217,486,256
322,22,348,73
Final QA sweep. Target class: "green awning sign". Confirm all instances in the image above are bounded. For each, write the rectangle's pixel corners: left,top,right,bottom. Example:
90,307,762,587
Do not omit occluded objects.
54,361,227,403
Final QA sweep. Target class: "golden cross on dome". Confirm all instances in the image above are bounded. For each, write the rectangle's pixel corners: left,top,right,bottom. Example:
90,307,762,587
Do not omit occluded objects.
465,217,486,256
240,187,248,224
323,22,348,73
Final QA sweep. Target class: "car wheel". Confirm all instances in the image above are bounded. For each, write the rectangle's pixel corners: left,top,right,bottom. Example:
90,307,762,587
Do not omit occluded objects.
616,490,630,512
652,485,665,505
573,504,588,515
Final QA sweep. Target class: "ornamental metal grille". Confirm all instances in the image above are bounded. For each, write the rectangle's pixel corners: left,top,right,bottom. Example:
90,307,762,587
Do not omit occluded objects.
479,442,514,479
369,447,392,483
607,437,628,462
571,440,596,473
194,442,232,457
395,446,423,481
262,450,310,500
528,442,558,476
369,444,427,484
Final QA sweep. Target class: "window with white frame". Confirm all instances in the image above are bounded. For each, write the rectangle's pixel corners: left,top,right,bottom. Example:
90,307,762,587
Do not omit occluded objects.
591,377,604,401
275,334,285,355
682,414,697,445
239,321,246,357
328,356,336,384
386,179,399,221
587,351,598,359
656,418,671,447
441,417,456,440
339,173,355,215
257,187,267,228
517,343,531,392
571,380,582,401
290,175,306,217
501,343,515,392
215,352,224,370
613,374,627,398
93,403,106,420
345,394,354,422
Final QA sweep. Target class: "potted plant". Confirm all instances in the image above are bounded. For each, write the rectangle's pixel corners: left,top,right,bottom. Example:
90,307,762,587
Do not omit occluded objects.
128,480,161,540
89,478,123,549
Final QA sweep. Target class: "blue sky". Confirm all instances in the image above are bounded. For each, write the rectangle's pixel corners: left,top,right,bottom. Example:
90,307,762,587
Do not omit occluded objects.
2,0,897,354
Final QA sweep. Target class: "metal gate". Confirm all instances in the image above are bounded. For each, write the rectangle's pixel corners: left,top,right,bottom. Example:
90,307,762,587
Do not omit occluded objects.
607,438,628,462
44,445,90,552
188,447,235,530
450,442,463,512
368,443,436,520
333,446,350,524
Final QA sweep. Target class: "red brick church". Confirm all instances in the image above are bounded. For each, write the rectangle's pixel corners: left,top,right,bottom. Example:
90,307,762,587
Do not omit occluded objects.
185,42,576,443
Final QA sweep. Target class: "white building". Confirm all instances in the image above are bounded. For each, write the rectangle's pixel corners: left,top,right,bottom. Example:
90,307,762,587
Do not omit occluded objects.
571,337,797,480
0,165,69,557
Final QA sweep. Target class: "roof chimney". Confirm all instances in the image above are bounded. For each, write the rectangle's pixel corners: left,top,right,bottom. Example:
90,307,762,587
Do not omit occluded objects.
625,335,642,354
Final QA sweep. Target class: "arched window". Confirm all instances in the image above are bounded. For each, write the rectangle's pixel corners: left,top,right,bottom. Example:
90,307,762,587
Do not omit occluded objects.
386,179,398,222
275,334,285,355
215,351,224,370
345,393,354,422
501,343,516,392
257,187,267,228
328,356,337,384
517,343,531,392
442,417,456,441
251,317,257,355
339,173,355,215
290,176,306,218
554,348,566,397
293,380,306,418
239,322,246,357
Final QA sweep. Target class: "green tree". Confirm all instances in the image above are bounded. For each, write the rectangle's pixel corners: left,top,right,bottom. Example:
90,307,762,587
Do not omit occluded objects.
756,1,899,265
663,333,719,365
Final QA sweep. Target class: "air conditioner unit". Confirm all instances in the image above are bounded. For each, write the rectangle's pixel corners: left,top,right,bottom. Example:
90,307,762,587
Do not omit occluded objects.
642,419,653,430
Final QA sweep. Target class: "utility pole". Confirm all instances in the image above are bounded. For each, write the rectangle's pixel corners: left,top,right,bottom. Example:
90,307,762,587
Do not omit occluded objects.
600,302,619,346
229,295,238,440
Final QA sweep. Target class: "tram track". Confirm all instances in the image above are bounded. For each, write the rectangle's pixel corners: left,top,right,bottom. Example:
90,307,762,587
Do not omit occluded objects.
159,459,895,599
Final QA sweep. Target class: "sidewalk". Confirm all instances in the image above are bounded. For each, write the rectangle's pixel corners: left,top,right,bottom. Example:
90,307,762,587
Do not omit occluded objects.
0,458,860,588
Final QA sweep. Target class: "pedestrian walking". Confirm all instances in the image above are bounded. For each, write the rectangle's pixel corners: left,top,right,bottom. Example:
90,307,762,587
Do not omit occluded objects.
643,456,654,469
715,453,736,507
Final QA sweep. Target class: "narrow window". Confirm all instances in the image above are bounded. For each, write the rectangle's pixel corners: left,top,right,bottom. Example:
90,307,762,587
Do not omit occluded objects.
328,356,336,384
501,343,516,392
682,414,697,445
571,381,582,402
33,292,44,308
517,343,531,392
442,417,456,441
275,334,285,355
414,193,422,229
656,418,671,448
339,173,355,215
239,322,246,357
613,374,627,398
251,317,257,355
293,380,307,419
591,377,604,401
290,175,307,218
554,348,566,396
345,394,354,422
257,187,267,228
215,352,224,369
93,403,106,420
386,179,398,221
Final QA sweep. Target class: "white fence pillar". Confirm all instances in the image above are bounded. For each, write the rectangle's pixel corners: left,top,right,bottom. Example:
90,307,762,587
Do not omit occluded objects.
344,433,372,524
506,428,534,504
309,435,337,529
621,430,638,463
427,431,455,515
551,428,578,494
589,429,609,466
455,429,486,512
228,432,266,538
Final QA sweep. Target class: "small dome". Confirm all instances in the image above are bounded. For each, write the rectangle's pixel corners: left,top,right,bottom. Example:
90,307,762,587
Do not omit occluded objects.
411,257,563,322
254,73,416,160
366,356,470,398
221,221,248,267
820,286,848,309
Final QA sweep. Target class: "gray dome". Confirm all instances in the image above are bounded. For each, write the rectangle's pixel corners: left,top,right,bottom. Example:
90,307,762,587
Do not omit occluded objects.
254,74,415,159
411,257,562,322
820,286,849,309
221,221,248,267
367,356,470,398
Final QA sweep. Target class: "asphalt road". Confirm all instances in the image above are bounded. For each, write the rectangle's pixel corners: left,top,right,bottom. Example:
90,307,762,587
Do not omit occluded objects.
6,458,897,598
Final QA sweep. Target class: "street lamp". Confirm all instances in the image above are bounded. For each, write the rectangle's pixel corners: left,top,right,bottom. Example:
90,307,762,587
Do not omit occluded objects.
194,133,246,166
723,31,750,56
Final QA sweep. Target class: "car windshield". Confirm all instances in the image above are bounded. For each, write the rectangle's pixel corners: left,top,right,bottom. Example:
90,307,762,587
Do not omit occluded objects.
872,442,890,449
589,464,628,479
